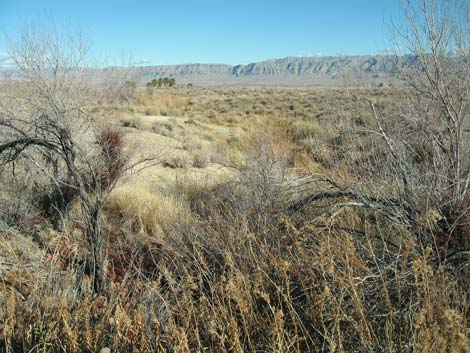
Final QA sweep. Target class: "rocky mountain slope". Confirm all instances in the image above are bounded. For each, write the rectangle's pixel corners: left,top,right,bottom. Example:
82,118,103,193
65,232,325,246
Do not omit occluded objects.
126,55,411,87
2,55,411,87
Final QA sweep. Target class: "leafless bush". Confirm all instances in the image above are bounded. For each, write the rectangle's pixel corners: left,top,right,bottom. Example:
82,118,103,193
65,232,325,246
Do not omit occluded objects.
100,68,138,105
0,22,130,293
0,167,43,232
382,0,470,252
98,54,138,105
303,0,470,259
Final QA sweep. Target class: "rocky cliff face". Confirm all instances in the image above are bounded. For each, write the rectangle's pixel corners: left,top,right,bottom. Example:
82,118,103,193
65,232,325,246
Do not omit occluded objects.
106,55,414,87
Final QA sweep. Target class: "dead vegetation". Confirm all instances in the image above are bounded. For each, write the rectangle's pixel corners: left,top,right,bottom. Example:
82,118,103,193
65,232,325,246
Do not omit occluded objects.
1,1,470,352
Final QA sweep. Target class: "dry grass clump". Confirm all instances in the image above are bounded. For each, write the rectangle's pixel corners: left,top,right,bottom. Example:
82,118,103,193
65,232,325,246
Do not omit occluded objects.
289,119,323,142
191,151,208,168
143,106,159,116
135,91,190,117
152,119,177,137
162,154,190,169
139,91,189,109
120,115,145,129
105,184,184,236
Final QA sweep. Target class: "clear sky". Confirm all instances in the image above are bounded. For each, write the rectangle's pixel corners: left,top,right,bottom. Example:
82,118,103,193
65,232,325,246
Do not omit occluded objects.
0,0,401,66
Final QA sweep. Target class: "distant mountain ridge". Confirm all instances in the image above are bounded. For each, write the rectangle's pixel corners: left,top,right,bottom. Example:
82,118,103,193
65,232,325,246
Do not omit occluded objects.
125,55,410,87
1,55,410,87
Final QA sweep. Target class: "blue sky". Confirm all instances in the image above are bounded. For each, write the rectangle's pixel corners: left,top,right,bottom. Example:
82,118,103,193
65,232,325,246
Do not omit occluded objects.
0,0,400,66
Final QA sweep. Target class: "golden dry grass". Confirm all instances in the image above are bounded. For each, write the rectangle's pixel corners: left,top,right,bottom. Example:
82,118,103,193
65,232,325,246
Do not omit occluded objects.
0,86,468,353
105,183,187,237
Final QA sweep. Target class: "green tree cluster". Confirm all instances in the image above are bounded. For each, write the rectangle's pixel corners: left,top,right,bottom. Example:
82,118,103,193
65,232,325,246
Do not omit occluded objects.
146,77,176,88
